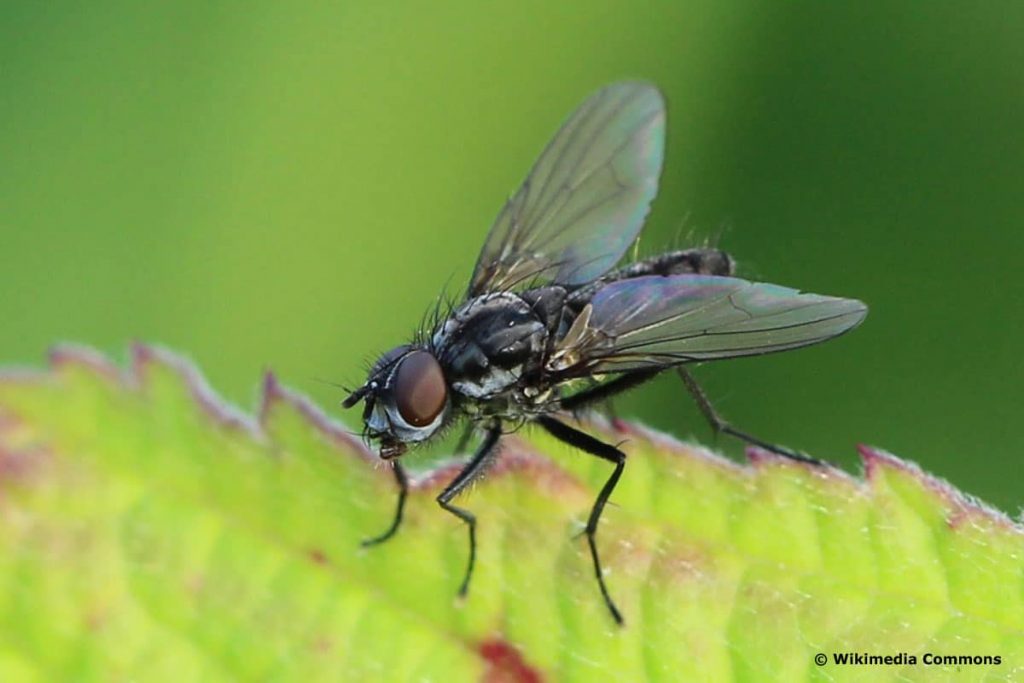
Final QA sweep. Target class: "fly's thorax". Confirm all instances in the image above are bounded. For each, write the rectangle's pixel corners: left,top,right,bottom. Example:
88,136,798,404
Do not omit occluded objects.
432,291,549,400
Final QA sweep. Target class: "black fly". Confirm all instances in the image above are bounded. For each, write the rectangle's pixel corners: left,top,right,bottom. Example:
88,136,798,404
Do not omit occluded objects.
343,82,867,625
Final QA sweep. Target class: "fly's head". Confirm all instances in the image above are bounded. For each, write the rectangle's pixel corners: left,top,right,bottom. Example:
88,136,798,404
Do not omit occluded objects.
342,345,450,460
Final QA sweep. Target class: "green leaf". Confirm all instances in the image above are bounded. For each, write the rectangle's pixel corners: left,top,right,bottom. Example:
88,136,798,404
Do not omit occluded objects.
0,344,1021,681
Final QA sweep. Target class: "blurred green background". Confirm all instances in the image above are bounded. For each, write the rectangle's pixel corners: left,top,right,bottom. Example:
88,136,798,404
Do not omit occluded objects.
2,2,1022,509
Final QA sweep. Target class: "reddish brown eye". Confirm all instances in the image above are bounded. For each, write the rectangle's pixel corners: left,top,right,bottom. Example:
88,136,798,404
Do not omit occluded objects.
393,351,447,427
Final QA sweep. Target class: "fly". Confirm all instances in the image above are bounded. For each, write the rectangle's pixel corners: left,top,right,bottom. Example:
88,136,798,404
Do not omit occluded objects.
342,82,867,625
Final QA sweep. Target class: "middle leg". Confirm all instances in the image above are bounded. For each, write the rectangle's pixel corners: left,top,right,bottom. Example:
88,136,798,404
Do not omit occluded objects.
361,461,409,547
537,415,627,626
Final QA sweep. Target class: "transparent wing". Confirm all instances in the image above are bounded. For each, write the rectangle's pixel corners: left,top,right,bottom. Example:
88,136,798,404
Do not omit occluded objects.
468,82,665,296
549,275,868,375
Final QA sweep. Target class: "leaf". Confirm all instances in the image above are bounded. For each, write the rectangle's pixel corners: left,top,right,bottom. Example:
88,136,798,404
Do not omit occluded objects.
0,344,1021,682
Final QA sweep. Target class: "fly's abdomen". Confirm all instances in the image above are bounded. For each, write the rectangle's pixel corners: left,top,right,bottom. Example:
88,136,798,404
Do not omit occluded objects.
614,247,734,279
565,247,734,310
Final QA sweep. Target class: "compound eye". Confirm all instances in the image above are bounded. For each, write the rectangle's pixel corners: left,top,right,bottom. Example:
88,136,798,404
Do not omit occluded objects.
393,351,447,427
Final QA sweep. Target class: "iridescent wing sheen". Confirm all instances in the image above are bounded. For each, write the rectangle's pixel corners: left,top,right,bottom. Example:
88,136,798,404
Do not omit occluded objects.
467,82,665,296
549,275,868,375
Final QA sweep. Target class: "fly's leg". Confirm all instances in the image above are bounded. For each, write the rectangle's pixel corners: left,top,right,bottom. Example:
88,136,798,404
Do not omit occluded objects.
362,461,409,547
437,422,502,597
562,371,661,432
572,378,633,431
563,368,827,465
560,369,660,415
537,415,626,626
677,367,825,466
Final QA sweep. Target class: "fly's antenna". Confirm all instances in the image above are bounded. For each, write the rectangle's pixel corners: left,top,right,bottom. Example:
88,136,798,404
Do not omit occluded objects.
312,376,357,393
286,377,366,436
308,373,363,406
341,383,371,409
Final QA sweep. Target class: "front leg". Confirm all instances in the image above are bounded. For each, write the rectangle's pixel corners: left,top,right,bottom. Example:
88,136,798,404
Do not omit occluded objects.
362,461,409,547
437,421,502,596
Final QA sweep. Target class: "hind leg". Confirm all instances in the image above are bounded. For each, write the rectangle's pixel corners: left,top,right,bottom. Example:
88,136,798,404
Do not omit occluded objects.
676,367,825,466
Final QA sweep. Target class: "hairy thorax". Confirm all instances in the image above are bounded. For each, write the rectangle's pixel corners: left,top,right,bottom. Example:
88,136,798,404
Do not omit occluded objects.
431,290,568,417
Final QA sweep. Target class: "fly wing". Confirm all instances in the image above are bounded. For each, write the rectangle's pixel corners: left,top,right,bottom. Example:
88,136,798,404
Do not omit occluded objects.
549,275,868,375
467,82,665,296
